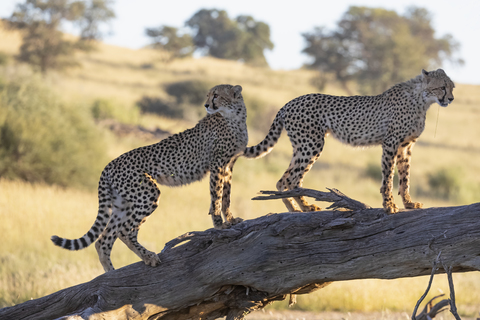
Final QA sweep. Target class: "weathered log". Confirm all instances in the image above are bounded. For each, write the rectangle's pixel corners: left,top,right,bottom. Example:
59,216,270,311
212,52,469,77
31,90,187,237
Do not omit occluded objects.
1,197,480,320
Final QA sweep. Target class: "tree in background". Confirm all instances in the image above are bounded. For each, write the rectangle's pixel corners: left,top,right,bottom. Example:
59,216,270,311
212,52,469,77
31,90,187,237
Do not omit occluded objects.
77,0,115,41
302,6,463,94
147,9,273,67
7,0,115,74
145,25,194,62
302,26,354,94
186,9,273,66
234,15,274,67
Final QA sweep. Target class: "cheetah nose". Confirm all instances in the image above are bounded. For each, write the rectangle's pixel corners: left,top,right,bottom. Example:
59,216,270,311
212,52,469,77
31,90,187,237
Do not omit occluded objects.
204,104,209,108
448,96,454,102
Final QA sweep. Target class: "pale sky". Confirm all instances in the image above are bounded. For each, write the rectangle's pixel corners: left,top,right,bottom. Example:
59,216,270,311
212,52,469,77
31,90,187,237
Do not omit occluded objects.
1,0,479,85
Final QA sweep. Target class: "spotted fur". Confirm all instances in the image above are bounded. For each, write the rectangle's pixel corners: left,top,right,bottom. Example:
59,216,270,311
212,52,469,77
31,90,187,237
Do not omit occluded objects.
245,69,455,214
52,84,248,272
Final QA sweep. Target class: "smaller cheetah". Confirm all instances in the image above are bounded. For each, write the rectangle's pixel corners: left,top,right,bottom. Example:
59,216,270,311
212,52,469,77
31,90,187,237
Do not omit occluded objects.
52,84,248,272
245,69,454,214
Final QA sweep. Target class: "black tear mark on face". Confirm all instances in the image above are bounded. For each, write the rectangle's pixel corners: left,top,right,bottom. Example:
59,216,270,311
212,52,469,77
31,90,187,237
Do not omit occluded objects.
212,93,219,110
439,87,446,104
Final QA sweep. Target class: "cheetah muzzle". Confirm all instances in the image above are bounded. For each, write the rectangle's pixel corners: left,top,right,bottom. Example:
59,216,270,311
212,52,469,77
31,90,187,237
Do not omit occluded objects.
52,84,248,272
245,69,455,214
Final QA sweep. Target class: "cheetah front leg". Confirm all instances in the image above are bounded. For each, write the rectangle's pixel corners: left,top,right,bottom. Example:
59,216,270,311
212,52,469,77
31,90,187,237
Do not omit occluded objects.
209,166,231,229
381,138,399,214
221,160,243,227
396,141,423,209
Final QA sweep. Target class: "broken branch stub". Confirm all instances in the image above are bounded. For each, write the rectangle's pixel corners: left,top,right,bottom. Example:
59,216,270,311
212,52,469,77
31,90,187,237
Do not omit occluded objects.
414,294,450,320
252,187,372,211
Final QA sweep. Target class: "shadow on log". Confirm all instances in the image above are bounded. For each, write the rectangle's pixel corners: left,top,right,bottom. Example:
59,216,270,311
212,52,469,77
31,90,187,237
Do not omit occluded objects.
1,188,479,320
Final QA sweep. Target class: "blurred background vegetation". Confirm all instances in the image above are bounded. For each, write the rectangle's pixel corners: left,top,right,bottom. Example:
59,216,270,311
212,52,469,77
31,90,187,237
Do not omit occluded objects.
0,1,479,318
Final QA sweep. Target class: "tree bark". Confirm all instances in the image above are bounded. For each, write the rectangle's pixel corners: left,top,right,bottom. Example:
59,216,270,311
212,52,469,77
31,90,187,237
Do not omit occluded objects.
1,194,480,320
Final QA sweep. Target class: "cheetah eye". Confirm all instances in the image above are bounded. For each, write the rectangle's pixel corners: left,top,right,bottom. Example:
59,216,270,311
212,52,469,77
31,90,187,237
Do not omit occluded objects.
213,94,218,99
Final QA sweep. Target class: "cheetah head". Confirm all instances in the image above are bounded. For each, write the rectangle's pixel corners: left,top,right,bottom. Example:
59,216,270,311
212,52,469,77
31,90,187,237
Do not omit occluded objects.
422,69,455,107
204,84,244,118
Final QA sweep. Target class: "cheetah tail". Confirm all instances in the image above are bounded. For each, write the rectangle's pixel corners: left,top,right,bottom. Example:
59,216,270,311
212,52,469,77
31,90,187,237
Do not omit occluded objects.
244,109,284,159
51,208,107,251
51,174,111,251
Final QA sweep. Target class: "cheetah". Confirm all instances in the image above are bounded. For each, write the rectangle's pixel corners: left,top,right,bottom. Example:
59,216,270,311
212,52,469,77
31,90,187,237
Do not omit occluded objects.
52,84,248,272
245,69,454,214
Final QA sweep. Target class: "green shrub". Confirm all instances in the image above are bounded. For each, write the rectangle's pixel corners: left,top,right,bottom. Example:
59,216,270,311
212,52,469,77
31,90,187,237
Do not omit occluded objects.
0,71,108,189
91,98,140,123
426,167,462,200
364,162,383,181
165,80,211,105
242,94,281,133
91,98,116,120
363,162,398,186
0,52,9,66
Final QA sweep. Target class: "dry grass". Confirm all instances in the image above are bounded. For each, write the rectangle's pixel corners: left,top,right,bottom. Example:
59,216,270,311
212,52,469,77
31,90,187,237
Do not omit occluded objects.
0,24,479,317
247,309,479,320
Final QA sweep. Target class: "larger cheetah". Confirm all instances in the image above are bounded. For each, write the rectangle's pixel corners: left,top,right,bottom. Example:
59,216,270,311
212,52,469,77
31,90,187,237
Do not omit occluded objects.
245,69,454,214
52,84,248,272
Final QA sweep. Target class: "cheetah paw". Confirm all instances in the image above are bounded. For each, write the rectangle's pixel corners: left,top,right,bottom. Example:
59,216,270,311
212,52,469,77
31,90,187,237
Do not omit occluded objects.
405,202,423,209
143,251,161,267
214,222,232,229
302,204,322,212
383,203,399,214
230,217,244,225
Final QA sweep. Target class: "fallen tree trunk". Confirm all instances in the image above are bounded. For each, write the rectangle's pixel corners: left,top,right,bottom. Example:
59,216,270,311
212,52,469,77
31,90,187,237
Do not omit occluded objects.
1,189,480,320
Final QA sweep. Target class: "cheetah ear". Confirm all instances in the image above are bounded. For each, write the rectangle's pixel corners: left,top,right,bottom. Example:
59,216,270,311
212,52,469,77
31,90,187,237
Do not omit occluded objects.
233,85,242,99
422,69,431,84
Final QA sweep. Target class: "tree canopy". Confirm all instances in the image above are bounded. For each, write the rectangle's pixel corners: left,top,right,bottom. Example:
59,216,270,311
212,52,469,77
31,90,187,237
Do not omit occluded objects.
302,6,463,94
145,25,194,61
7,0,115,74
147,9,273,67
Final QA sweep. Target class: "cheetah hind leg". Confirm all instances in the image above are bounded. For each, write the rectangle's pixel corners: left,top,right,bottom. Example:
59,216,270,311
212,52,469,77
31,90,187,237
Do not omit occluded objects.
95,232,116,272
276,172,322,213
295,195,322,212
126,174,161,267
277,141,323,212
118,173,161,268
94,204,126,272
119,229,160,267
276,175,301,212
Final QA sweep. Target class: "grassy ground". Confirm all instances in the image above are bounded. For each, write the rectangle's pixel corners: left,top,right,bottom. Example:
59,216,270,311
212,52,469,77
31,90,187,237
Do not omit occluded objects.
0,23,479,317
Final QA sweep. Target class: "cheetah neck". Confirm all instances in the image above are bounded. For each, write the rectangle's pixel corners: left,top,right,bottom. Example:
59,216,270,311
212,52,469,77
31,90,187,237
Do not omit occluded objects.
229,103,247,126
397,75,432,114
218,102,248,144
